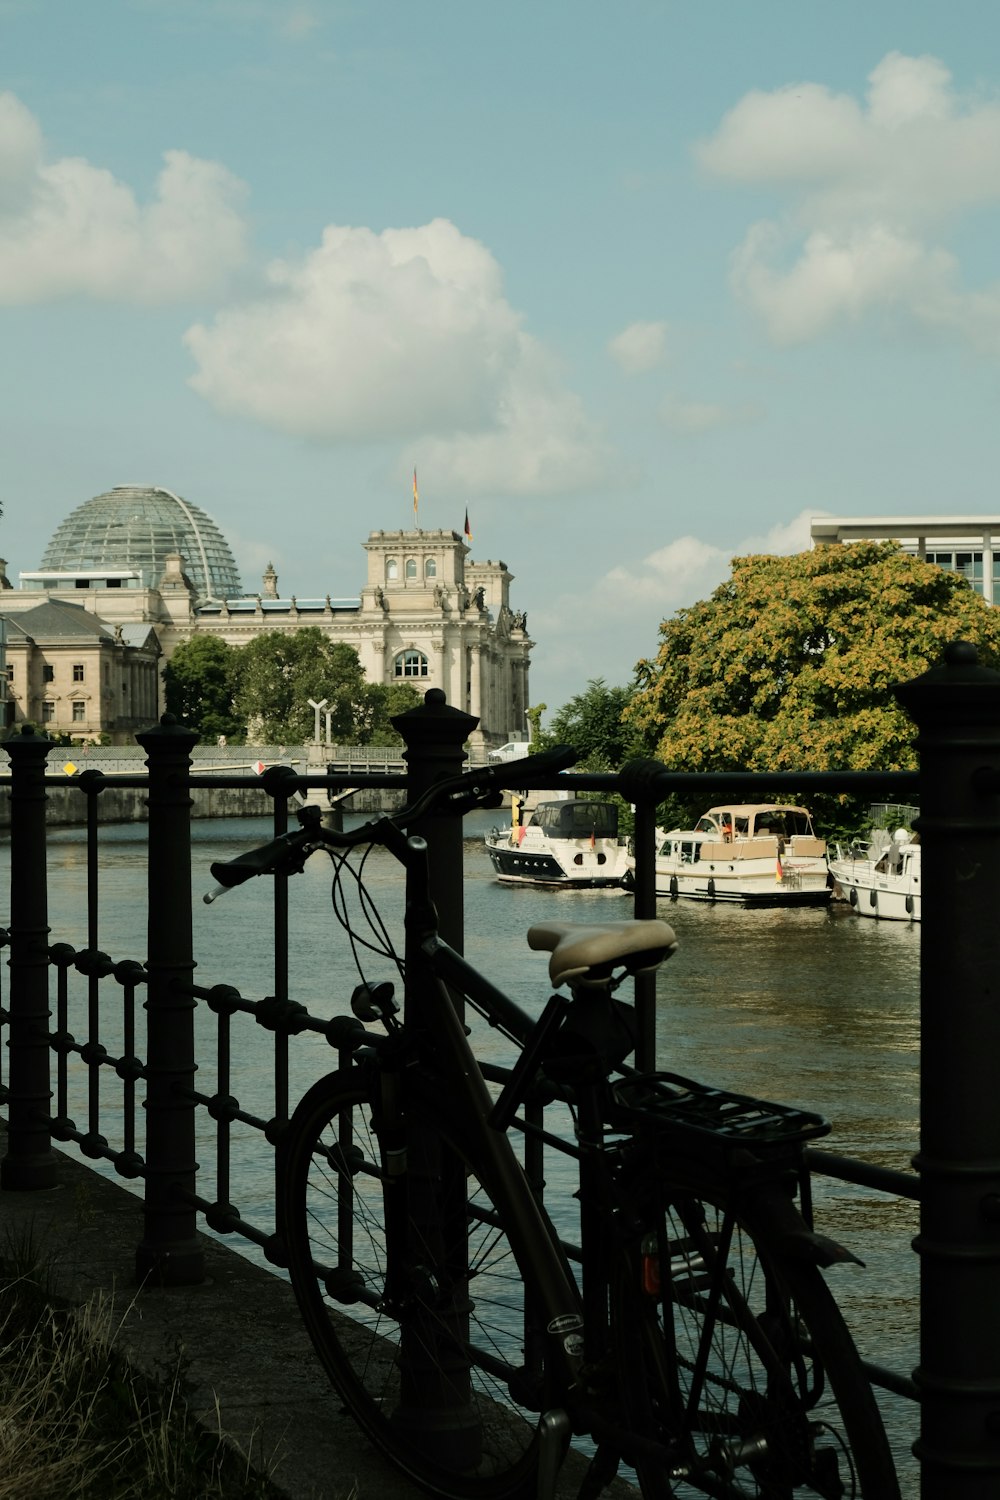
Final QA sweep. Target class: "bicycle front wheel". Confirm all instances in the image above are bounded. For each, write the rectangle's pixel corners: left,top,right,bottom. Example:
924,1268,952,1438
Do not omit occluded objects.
281,1068,548,1500
614,1178,901,1499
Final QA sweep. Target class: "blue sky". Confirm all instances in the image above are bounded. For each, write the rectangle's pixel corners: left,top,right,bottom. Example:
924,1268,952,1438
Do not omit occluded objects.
3,1,1000,715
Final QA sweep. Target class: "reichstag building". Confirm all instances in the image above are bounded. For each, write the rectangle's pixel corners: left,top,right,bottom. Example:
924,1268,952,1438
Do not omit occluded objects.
0,485,532,746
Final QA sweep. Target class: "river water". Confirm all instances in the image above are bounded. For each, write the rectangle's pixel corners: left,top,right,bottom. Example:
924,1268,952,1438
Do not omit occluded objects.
8,813,921,1487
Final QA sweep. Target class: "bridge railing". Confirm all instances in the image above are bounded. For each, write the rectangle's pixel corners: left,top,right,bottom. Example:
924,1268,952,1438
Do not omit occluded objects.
2,643,999,1496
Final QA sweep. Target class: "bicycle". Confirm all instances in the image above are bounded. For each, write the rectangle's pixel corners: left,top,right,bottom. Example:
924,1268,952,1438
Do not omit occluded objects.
208,748,901,1500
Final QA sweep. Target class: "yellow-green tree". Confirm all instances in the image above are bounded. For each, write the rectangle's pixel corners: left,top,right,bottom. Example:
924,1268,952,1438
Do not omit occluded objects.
627,541,1000,774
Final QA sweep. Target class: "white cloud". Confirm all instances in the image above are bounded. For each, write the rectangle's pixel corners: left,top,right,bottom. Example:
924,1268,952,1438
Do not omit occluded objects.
608,320,667,374
696,53,1000,347
660,395,764,434
279,6,322,39
186,217,615,494
734,508,820,557
0,93,249,304
591,508,819,617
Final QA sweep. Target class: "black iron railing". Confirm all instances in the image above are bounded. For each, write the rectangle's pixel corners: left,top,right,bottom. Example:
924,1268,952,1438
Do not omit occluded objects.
4,642,1000,1497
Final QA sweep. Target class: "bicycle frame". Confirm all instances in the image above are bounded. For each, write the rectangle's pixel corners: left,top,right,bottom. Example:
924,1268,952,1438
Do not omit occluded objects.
395,836,590,1412
394,835,698,1473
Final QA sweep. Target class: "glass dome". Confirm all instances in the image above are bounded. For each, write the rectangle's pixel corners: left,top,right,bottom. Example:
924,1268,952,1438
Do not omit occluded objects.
40,486,243,602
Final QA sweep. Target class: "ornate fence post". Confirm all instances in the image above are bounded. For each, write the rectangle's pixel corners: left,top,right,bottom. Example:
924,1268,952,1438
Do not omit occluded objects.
1,727,57,1190
134,715,204,1286
895,641,1000,1497
390,689,480,1466
393,687,477,956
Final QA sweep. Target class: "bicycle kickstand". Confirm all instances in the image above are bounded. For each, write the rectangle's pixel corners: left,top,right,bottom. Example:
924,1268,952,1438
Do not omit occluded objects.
536,1409,572,1500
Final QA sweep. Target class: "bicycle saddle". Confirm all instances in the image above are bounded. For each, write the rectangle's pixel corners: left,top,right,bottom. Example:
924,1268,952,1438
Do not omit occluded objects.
527,920,677,987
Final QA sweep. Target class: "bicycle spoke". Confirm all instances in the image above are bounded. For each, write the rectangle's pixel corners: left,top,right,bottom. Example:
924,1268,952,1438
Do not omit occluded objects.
284,1071,545,1499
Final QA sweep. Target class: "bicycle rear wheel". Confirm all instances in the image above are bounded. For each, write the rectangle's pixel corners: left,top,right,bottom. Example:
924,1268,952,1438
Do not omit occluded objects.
281,1067,548,1500
614,1178,901,1498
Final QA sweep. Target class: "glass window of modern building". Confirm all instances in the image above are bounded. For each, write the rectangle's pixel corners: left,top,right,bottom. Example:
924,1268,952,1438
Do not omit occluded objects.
38,486,243,603
811,517,1000,606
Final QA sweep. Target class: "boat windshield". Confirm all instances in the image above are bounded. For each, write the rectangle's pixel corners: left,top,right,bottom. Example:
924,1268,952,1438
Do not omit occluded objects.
753,810,814,837
694,807,815,838
533,801,618,839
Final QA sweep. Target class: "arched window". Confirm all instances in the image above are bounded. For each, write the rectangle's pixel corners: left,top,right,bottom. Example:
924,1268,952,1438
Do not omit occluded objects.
385,557,399,581
405,557,418,579
424,558,437,578
394,649,429,679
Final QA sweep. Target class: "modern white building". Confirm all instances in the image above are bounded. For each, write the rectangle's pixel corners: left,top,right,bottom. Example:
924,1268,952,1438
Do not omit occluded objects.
810,516,1000,605
0,486,533,745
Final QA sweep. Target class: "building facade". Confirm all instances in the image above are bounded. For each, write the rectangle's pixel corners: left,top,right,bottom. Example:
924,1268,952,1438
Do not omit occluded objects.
3,599,160,741
0,487,533,745
811,516,1000,604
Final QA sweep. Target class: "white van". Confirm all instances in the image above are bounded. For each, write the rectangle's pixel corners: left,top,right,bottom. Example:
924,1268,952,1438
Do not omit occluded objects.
487,742,531,765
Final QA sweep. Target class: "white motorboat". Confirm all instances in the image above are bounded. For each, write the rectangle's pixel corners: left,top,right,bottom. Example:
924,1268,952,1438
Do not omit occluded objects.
829,807,921,923
484,796,628,888
622,803,831,906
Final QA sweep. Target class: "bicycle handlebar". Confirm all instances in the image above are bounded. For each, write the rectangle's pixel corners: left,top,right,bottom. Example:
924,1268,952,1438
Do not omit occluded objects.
205,743,579,896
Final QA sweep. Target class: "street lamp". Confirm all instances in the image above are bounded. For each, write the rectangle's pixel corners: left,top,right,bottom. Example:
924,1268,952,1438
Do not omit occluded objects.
307,697,328,745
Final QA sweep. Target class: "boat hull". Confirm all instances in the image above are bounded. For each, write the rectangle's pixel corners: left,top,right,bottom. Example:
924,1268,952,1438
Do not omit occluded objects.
624,861,831,906
484,837,626,889
829,859,921,923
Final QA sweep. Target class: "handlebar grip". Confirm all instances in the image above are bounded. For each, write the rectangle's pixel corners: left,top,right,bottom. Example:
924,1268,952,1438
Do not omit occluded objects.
209,830,308,888
617,757,670,803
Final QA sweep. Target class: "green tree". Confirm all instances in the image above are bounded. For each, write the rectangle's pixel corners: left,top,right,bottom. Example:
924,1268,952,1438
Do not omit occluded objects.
627,541,1000,823
538,678,638,770
163,635,242,743
232,630,369,744
352,681,423,745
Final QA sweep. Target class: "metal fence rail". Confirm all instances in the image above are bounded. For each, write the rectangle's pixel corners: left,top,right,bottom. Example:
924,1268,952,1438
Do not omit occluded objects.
3,643,1000,1496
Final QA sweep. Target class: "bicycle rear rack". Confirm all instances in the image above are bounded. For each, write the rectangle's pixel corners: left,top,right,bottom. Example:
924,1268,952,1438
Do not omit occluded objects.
611,1072,832,1150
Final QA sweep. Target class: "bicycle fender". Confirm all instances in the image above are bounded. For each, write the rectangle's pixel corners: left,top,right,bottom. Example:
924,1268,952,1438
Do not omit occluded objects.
779,1226,864,1270
748,1176,864,1269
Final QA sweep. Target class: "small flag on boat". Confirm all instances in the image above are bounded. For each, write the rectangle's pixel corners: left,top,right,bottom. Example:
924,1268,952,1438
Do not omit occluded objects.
775,854,783,882
464,508,472,543
413,468,419,518
590,829,596,850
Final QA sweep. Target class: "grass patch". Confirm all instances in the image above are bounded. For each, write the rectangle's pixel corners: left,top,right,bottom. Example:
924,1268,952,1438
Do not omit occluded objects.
0,1227,282,1499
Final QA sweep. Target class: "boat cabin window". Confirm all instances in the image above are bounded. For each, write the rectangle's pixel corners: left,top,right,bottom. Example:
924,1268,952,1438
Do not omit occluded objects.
533,801,618,839
752,810,813,838
673,839,700,864
695,813,738,840
696,808,814,838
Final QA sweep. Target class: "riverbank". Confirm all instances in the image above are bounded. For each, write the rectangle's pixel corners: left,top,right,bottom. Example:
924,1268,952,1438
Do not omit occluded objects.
0,1136,414,1500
